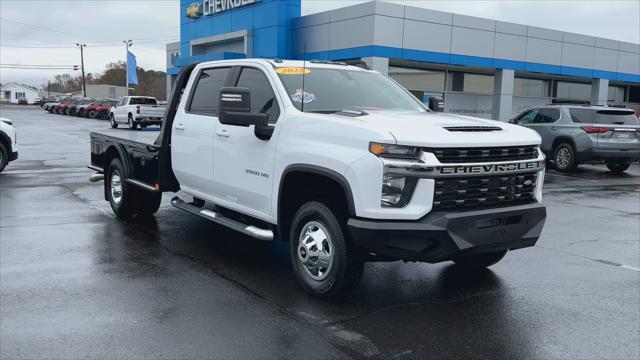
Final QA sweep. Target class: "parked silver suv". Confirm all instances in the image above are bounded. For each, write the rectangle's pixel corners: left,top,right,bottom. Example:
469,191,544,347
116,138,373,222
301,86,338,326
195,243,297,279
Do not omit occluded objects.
511,105,640,173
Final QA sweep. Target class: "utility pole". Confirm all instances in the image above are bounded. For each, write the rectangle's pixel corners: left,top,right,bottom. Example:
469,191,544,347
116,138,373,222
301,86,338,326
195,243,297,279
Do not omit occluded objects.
47,80,50,97
123,40,133,95
76,43,87,97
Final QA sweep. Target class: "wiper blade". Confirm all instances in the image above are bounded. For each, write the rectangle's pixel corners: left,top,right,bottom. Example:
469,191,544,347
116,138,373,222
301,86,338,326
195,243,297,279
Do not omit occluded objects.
307,109,368,117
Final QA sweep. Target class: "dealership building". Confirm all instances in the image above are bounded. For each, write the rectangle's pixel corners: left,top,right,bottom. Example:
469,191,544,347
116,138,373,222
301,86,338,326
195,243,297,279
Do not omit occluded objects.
167,0,640,120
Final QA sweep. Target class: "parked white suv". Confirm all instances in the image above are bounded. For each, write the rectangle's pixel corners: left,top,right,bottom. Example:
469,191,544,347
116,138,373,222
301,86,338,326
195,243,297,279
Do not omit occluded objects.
0,117,18,173
89,59,547,298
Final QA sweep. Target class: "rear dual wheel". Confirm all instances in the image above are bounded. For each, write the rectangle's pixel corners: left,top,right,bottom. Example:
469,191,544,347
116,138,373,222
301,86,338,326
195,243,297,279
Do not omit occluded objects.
106,158,161,220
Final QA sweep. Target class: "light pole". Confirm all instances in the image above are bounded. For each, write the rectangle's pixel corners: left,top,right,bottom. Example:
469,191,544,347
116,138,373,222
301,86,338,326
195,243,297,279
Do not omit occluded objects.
123,40,133,95
76,43,87,97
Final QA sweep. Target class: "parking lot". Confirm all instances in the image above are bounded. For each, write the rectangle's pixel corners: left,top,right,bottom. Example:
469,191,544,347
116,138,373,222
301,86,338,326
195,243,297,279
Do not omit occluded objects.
1,104,639,359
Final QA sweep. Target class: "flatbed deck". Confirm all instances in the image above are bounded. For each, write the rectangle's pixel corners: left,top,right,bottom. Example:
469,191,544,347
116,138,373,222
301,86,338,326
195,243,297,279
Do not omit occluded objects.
91,128,160,146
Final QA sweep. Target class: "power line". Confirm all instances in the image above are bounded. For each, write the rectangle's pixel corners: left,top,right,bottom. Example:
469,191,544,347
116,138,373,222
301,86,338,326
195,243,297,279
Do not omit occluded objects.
0,17,75,36
0,38,179,49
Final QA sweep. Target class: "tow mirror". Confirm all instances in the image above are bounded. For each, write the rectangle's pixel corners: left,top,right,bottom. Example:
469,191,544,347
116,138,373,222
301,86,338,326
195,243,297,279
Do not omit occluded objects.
218,87,268,127
428,96,445,112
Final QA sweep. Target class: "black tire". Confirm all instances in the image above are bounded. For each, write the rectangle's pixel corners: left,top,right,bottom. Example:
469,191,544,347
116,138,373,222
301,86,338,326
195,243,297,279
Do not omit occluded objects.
0,142,8,173
110,114,118,128
88,110,97,119
128,115,137,130
289,201,364,299
452,250,508,269
607,162,631,174
106,158,161,220
553,142,578,172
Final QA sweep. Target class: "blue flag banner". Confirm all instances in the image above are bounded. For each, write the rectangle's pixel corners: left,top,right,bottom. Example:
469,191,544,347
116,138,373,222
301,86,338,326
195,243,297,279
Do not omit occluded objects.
127,51,138,85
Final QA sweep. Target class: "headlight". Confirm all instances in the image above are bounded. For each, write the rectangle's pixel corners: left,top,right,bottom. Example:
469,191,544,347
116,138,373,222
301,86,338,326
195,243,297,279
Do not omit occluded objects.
381,175,417,207
369,142,421,159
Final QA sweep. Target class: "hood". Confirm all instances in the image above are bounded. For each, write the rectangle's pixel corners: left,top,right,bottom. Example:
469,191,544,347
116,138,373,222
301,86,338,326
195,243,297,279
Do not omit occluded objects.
358,111,541,147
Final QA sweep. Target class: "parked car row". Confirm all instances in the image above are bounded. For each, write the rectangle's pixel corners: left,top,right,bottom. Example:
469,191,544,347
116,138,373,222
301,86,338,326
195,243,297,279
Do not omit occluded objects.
42,98,118,120
41,96,165,129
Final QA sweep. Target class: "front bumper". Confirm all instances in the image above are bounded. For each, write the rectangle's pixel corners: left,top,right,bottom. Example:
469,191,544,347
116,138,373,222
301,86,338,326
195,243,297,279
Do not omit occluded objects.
348,203,546,263
9,151,18,161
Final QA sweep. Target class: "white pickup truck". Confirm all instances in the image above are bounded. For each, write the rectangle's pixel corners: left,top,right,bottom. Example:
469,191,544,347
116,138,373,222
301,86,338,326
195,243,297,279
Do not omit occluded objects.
109,96,165,130
89,59,547,299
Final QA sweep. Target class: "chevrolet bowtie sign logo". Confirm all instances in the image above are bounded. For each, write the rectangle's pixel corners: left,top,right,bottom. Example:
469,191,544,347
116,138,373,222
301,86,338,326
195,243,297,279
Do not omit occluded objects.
186,2,202,18
187,0,260,18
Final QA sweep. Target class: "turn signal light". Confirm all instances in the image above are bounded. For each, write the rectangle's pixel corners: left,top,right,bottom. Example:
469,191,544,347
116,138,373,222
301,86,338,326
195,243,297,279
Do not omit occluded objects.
136,105,141,114
581,126,611,134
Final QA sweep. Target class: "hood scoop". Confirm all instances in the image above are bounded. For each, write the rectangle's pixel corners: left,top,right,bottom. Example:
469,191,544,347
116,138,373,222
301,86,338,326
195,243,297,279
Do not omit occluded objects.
444,126,502,132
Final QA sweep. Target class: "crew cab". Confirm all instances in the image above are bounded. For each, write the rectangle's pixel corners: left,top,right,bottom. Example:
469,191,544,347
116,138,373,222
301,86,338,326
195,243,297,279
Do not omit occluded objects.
0,117,18,173
109,96,165,130
89,59,547,299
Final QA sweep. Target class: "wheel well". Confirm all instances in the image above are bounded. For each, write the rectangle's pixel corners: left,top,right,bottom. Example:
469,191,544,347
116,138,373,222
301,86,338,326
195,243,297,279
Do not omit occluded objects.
0,132,11,154
552,137,576,153
278,170,353,242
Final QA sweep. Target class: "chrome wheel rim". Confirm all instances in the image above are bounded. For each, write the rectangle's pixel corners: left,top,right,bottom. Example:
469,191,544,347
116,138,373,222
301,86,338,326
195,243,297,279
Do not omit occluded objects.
111,116,115,126
110,170,122,205
128,118,133,128
556,147,570,168
297,221,334,281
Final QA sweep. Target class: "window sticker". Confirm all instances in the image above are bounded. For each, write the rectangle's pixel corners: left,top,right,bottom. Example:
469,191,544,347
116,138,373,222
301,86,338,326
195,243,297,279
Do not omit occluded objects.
276,67,311,75
291,89,316,104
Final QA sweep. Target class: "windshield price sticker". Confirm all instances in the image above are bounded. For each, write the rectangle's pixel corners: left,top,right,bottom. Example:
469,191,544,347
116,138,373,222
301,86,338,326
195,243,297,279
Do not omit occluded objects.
276,68,311,75
291,89,316,104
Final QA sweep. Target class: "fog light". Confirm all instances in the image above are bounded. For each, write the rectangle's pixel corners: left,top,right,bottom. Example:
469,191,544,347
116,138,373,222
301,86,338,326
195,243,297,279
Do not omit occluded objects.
381,175,416,207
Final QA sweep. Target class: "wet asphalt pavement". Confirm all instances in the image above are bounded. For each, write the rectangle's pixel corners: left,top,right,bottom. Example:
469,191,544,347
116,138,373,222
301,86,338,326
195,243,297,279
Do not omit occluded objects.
1,104,639,359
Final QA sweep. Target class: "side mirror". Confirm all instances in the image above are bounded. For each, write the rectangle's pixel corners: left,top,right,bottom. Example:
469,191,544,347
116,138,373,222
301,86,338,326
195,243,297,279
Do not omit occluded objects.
218,87,268,127
428,96,445,112
509,118,517,124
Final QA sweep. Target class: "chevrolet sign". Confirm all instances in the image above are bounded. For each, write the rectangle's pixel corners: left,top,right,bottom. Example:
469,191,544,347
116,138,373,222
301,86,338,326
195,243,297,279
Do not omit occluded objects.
203,0,260,16
439,161,543,175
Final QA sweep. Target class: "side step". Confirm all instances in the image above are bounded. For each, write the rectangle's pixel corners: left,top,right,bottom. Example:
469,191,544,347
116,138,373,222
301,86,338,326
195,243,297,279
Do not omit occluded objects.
170,197,274,242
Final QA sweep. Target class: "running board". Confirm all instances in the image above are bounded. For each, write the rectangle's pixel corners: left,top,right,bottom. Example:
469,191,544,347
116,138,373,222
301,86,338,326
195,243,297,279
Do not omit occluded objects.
170,197,274,241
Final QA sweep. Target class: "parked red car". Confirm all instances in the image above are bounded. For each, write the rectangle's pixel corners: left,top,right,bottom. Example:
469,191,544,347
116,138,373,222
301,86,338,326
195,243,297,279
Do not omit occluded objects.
53,100,77,114
82,100,115,119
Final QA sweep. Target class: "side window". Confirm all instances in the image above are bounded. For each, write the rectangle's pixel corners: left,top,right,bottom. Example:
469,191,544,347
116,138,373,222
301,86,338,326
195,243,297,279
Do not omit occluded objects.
236,67,280,123
189,67,232,116
517,109,538,124
536,108,560,123
569,108,594,123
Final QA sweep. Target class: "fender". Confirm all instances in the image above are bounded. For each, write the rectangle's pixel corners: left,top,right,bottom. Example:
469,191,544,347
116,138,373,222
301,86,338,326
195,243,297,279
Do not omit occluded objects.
278,164,356,218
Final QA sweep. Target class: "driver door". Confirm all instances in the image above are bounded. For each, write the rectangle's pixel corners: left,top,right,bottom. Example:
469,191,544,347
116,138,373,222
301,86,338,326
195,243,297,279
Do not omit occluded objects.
213,66,281,220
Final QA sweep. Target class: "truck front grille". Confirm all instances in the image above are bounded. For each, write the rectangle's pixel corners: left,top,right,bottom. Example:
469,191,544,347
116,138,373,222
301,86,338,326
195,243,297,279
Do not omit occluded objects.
426,146,538,163
433,172,538,211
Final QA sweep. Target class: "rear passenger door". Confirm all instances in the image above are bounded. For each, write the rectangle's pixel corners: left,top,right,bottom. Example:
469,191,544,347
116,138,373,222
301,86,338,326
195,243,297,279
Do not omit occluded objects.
213,66,281,220
171,66,233,196
532,108,561,153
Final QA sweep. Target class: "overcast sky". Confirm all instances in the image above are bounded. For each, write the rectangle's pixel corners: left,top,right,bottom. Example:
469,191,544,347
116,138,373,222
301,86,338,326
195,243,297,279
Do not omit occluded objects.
1,0,638,88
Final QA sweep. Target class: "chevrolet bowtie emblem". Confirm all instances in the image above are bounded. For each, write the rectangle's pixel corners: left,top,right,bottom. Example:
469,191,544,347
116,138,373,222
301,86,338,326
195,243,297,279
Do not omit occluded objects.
524,180,533,186
186,2,202,19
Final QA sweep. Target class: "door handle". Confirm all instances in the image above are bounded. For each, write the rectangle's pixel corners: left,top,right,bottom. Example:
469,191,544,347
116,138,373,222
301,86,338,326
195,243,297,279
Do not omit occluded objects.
216,130,230,137
175,123,185,130
551,126,558,130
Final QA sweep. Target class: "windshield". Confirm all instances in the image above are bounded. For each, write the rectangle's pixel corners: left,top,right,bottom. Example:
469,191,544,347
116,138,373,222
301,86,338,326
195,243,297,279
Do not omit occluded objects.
276,67,426,113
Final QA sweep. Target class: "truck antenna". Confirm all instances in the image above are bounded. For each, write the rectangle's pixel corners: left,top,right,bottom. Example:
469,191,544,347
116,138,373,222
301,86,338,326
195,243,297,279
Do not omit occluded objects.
301,42,307,113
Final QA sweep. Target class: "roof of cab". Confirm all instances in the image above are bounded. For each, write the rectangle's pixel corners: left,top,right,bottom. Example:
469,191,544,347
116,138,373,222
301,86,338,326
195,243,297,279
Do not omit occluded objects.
196,58,370,71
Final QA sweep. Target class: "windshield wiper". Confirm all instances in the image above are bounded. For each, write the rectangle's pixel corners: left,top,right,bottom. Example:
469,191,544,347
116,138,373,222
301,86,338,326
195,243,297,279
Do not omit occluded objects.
306,109,368,117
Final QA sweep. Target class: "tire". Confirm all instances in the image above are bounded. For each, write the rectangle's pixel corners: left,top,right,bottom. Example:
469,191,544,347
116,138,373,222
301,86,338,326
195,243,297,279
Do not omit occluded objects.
607,162,631,174
88,110,97,119
553,142,578,172
289,201,364,299
110,114,118,128
106,158,161,220
0,142,8,174
452,250,507,269
128,115,137,130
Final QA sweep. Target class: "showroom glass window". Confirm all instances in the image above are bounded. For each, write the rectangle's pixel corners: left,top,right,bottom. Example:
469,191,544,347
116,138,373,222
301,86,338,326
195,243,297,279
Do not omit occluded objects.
555,81,591,100
447,72,494,94
514,78,550,97
188,67,232,116
608,86,625,103
388,67,445,92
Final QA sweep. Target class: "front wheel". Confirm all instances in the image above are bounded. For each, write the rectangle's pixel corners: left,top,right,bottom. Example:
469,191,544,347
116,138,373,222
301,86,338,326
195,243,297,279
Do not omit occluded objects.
289,201,364,299
553,143,577,172
606,162,631,174
0,142,8,173
110,114,118,128
452,250,507,269
88,110,97,118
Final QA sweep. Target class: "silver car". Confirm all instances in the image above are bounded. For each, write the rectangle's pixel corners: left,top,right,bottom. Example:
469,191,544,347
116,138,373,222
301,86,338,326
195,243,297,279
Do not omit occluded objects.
511,105,640,173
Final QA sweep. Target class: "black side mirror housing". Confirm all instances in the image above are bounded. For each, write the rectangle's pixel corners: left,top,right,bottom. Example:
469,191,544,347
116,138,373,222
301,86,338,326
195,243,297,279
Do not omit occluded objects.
218,87,268,127
428,96,445,112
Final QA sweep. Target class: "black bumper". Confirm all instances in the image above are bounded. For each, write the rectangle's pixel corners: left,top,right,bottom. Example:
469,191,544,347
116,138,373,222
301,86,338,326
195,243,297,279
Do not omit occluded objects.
134,117,163,125
9,151,18,161
348,203,546,263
